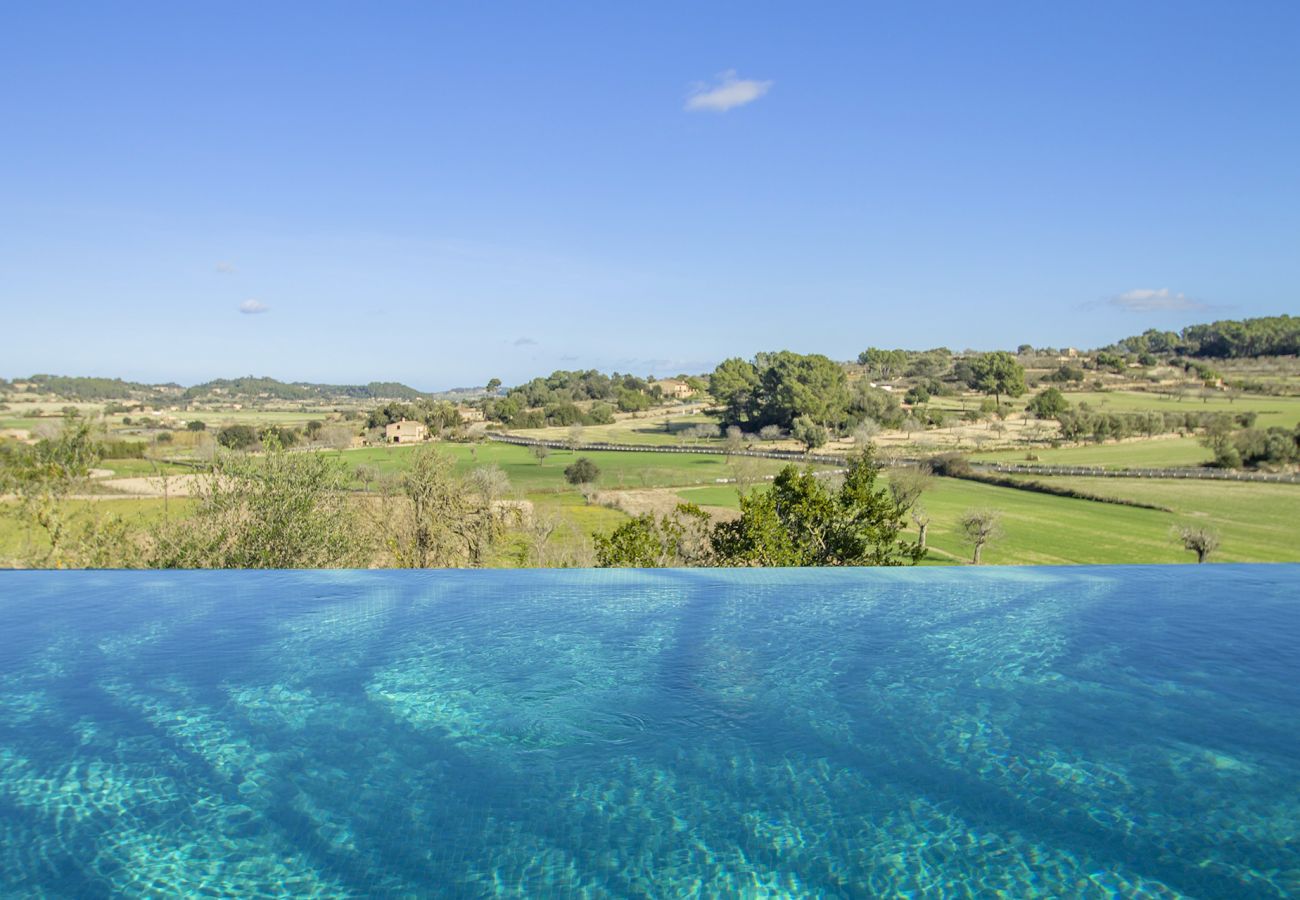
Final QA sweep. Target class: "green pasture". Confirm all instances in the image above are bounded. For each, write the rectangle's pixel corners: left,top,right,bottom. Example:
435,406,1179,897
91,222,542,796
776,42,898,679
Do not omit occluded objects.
335,442,798,492
519,411,724,447
996,475,1300,563
0,497,193,565
972,437,1212,469
1059,389,1300,428
680,468,1299,565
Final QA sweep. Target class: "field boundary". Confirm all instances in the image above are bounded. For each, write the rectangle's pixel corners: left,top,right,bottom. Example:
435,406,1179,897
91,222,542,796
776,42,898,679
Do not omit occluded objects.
977,462,1300,484
490,433,1300,484
488,432,850,466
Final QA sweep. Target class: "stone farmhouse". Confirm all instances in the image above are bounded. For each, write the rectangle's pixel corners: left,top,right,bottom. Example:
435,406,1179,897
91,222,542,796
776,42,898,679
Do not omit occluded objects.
385,419,428,443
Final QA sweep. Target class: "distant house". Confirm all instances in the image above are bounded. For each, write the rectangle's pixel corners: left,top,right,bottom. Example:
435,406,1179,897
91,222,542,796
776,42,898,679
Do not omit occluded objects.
385,419,428,443
656,379,696,400
456,405,485,423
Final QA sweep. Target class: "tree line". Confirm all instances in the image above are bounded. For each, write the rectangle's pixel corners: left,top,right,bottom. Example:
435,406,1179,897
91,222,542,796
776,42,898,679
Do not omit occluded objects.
1112,315,1300,359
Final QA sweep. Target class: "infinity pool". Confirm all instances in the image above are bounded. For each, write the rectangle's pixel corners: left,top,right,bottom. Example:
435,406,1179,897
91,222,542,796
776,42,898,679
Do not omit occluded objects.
0,567,1296,897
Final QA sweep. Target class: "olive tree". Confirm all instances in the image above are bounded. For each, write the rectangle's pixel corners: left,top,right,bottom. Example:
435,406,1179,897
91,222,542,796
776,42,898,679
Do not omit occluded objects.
147,439,364,568
0,414,100,566
958,508,1002,564
1177,526,1220,563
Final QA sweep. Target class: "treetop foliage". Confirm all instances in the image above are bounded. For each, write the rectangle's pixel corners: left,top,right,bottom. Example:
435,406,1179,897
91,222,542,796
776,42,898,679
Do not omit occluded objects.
709,351,850,431
1113,315,1300,359
595,449,924,568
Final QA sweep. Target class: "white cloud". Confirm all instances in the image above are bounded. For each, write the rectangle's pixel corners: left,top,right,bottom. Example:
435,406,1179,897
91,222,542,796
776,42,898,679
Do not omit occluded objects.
685,70,773,112
513,336,537,347
1109,288,1207,312
215,261,237,274
239,299,270,315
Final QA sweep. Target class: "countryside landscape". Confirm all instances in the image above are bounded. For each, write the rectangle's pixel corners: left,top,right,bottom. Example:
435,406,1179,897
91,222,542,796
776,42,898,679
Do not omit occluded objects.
4,314,1297,570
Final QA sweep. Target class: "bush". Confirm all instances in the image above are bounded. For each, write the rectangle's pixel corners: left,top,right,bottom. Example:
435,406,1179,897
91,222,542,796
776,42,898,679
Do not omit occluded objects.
186,420,207,431
217,424,258,450
928,453,971,477
564,457,601,486
98,440,147,459
1027,387,1069,419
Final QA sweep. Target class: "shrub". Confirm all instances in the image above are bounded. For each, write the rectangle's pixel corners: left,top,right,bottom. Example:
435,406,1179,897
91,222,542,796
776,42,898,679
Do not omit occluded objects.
564,457,601,486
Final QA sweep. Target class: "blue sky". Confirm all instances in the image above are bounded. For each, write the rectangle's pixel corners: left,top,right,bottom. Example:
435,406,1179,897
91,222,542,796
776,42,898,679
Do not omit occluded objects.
2,2,1297,390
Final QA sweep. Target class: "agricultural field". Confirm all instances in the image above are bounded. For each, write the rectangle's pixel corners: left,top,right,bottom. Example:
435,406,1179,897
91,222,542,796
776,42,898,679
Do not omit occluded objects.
991,475,1300,563
1057,389,1300,428
679,469,1300,565
510,407,724,447
0,497,193,564
972,437,1213,469
332,442,797,493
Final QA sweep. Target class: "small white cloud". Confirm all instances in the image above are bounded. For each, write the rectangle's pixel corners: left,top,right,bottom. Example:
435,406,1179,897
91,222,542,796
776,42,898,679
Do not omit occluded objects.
239,299,270,315
1109,288,1207,312
513,336,538,347
215,261,237,274
686,70,773,112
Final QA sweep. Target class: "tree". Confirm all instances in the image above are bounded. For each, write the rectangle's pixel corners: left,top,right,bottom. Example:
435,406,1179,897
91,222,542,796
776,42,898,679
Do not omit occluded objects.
911,504,931,551
852,419,879,445
354,463,379,491
887,465,933,513
485,377,502,393
757,352,850,430
564,457,600,487
724,425,744,458
709,357,760,425
381,446,467,567
594,504,713,567
1199,414,1240,468
0,414,100,565
709,449,924,567
966,352,1026,407
567,422,585,450
319,424,356,450
186,420,207,432
464,465,514,565
259,425,298,448
857,348,907,380
792,416,829,452
710,351,849,431
216,424,258,450
147,439,363,568
1177,526,1220,563
958,509,1002,564
531,443,550,465
1026,387,1070,419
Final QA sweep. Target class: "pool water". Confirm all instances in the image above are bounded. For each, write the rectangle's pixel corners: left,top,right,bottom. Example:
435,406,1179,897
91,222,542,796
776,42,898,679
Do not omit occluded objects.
0,567,1297,898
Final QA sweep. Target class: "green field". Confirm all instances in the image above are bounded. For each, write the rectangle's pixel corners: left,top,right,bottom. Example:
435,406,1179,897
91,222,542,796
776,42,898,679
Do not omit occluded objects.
518,411,725,447
973,437,1212,468
993,475,1300,563
0,497,194,564
334,442,795,492
681,469,1300,565
1059,389,1300,428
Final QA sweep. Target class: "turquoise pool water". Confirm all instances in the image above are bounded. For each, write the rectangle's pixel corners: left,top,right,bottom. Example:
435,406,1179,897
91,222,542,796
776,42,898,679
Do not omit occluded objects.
0,567,1296,898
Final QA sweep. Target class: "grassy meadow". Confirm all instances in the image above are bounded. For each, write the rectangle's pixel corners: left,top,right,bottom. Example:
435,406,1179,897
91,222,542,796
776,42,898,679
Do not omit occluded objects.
679,469,1300,565
972,437,1213,468
332,442,793,492
1057,389,1300,428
